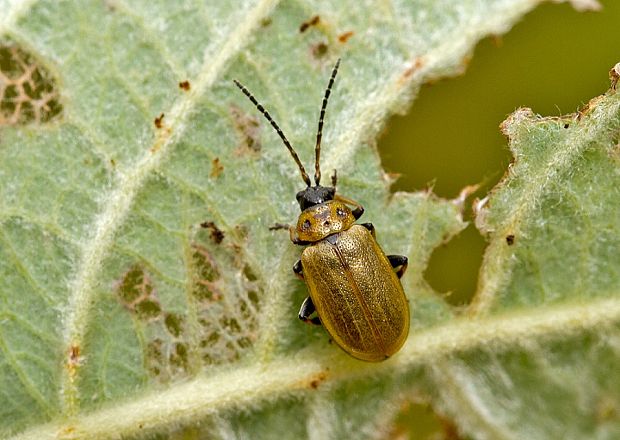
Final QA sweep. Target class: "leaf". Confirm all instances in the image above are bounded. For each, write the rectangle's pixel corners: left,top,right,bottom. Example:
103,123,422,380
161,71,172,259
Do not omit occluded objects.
0,1,611,439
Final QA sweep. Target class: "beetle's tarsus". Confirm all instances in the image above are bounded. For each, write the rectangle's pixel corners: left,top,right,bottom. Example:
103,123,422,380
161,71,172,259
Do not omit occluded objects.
299,296,321,326
269,223,290,231
387,255,408,279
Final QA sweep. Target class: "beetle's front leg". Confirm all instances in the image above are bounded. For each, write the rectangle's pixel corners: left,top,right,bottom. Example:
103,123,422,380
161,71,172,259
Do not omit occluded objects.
387,255,408,279
269,223,309,245
360,222,376,238
298,296,321,325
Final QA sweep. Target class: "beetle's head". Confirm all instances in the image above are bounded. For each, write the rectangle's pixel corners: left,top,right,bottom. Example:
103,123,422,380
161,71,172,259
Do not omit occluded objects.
295,200,355,242
296,185,335,211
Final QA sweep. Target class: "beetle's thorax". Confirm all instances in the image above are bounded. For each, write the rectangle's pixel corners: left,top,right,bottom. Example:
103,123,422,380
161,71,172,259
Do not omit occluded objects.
296,185,336,211
295,200,356,243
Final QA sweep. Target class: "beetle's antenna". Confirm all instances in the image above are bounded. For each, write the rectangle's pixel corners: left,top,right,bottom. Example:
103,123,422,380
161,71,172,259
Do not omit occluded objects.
233,79,312,187
314,58,341,186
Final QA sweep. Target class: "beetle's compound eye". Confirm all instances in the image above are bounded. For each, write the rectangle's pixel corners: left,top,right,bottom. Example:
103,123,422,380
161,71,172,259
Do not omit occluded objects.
336,207,346,217
302,219,311,230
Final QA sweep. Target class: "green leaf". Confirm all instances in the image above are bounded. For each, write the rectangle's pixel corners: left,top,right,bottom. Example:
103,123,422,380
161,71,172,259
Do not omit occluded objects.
0,1,614,439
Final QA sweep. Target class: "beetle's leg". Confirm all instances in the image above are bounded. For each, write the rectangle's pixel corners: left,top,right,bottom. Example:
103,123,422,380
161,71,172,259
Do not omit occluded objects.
331,169,338,188
360,222,376,238
387,255,408,279
334,194,364,220
269,223,290,231
299,296,321,325
270,223,310,245
293,259,304,280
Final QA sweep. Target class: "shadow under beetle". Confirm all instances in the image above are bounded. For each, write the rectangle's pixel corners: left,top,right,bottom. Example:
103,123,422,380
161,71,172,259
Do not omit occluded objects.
234,60,409,362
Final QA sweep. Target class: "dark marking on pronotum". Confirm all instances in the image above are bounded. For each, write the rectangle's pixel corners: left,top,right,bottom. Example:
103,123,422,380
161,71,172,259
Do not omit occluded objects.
299,15,320,33
179,80,190,91
200,221,225,244
506,234,515,246
338,31,354,43
154,113,165,128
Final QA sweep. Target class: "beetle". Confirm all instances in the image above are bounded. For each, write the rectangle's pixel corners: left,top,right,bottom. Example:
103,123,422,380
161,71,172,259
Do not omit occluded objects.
233,60,409,362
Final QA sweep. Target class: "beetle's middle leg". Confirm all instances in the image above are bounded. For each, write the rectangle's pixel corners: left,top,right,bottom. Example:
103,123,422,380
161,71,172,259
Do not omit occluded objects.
387,255,408,279
298,296,321,325
293,259,304,280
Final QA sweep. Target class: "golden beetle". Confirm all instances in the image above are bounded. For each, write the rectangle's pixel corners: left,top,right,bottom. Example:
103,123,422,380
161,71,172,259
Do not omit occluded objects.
234,60,409,362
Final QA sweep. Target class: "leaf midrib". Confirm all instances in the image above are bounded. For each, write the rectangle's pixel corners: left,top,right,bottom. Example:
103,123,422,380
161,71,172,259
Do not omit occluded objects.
13,295,620,440
59,0,281,416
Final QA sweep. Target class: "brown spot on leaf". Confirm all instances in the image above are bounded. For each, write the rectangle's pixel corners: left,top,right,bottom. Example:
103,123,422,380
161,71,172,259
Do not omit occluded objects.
260,17,273,28
178,80,190,91
164,312,184,338
307,371,328,389
506,234,515,245
117,264,152,306
338,31,354,43
0,42,62,125
191,244,221,301
169,342,189,370
609,62,620,91
300,15,320,33
154,112,164,128
311,42,329,59
200,220,225,244
68,344,81,367
400,57,424,84
116,264,164,321
134,298,162,321
210,157,224,178
230,104,261,154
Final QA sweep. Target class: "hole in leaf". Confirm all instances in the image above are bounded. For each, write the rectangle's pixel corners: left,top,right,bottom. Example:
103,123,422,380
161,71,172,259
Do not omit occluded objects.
0,41,62,125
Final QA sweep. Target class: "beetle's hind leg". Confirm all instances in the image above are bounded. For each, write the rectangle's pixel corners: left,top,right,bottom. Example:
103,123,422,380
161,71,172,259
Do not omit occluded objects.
299,296,321,325
387,255,408,279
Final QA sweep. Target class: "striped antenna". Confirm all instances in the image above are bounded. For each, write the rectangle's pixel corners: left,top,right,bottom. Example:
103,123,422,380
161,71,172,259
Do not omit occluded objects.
233,79,312,187
314,59,341,185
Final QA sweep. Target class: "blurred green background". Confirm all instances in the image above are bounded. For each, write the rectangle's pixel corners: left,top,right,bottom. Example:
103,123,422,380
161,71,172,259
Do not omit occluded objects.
379,0,620,309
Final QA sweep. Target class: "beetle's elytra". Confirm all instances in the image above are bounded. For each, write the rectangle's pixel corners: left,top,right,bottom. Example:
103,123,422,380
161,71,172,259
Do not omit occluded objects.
234,60,409,362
